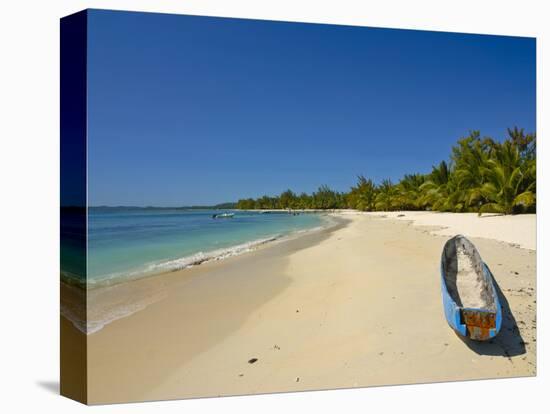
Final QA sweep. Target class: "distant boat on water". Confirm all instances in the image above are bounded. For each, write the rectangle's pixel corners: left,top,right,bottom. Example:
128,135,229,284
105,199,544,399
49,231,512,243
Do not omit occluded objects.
212,212,235,219
440,235,502,341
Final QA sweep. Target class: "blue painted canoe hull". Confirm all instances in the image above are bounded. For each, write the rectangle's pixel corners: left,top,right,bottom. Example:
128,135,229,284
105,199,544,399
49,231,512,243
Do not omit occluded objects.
440,236,502,341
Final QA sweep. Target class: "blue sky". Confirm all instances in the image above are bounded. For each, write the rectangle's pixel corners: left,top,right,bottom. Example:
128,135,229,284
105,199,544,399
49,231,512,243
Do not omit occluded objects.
87,9,536,206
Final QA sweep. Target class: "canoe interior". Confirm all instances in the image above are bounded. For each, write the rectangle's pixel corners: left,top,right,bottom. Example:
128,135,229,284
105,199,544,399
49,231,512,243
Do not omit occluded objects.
441,235,496,312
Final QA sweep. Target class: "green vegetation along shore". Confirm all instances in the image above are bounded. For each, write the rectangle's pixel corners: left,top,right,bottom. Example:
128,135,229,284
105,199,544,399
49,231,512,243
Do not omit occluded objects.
236,128,536,215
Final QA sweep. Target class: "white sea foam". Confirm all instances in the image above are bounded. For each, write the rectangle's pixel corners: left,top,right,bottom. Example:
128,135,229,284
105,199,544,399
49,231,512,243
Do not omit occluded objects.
61,282,167,335
145,236,280,273
87,235,281,289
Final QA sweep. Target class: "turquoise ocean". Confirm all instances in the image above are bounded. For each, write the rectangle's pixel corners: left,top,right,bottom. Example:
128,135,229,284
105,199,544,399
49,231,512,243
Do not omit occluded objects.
74,208,329,288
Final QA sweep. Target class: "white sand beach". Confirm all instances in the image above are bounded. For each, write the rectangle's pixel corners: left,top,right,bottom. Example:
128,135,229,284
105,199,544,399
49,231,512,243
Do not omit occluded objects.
60,212,536,404
363,211,536,250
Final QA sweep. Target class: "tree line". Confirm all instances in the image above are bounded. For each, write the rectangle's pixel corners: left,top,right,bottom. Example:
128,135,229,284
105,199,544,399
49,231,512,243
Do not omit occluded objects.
236,128,536,215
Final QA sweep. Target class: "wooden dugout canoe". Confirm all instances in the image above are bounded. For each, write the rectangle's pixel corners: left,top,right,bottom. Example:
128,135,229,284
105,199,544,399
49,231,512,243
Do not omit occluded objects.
440,235,502,341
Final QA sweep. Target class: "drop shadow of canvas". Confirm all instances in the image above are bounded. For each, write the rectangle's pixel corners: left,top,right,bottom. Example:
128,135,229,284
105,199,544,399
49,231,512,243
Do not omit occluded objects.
36,380,59,394
458,265,526,357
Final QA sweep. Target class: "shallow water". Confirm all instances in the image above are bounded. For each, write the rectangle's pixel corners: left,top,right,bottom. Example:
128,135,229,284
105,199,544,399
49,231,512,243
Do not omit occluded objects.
62,208,328,288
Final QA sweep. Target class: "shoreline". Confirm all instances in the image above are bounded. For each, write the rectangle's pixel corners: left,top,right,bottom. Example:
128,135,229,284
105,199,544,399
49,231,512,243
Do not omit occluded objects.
70,212,341,290
62,215,349,335
74,212,537,404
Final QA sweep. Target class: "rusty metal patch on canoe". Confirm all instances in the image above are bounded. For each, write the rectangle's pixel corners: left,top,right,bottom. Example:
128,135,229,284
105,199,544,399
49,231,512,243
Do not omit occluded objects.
461,309,496,341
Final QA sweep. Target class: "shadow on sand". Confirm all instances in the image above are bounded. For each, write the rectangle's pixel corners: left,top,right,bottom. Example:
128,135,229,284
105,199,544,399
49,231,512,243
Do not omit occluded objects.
477,213,504,219
459,265,526,358
36,380,59,395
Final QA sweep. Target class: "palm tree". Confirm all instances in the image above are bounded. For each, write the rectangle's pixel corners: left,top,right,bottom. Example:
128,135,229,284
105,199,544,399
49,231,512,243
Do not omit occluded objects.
395,174,425,210
348,176,377,211
375,179,397,211
419,161,450,210
312,185,340,209
507,127,536,160
279,189,297,209
235,127,535,214
479,141,535,214
452,133,491,210
297,192,312,209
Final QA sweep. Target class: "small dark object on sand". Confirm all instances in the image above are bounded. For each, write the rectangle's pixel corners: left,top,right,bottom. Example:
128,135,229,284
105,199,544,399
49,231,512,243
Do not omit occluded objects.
248,358,258,364
296,377,300,382
397,214,405,217
296,309,300,313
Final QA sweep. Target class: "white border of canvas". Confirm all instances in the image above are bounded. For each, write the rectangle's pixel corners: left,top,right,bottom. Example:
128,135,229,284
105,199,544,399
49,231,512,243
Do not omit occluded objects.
0,1,546,413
